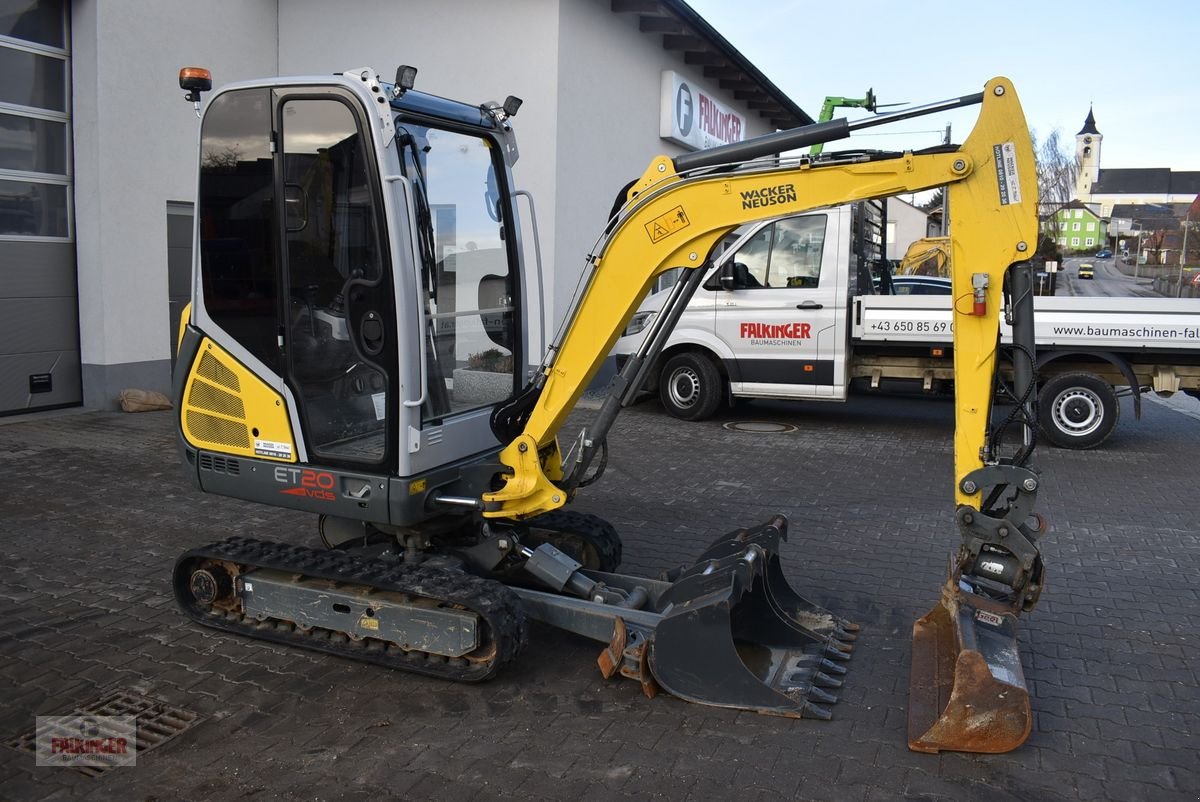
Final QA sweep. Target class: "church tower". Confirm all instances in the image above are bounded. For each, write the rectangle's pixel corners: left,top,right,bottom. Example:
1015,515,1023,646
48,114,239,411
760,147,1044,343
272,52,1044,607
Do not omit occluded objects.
1075,107,1102,201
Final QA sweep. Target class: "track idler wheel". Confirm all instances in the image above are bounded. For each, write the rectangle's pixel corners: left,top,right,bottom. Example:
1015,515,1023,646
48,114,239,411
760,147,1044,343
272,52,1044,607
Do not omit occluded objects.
188,563,234,605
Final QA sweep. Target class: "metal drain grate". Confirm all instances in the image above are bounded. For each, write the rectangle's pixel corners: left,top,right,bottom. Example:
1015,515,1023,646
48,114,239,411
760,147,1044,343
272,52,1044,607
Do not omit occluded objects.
722,420,799,434
6,689,203,777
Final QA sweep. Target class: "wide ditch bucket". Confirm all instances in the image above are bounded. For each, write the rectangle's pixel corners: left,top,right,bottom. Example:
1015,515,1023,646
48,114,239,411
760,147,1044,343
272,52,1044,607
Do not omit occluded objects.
908,580,1032,753
640,516,859,719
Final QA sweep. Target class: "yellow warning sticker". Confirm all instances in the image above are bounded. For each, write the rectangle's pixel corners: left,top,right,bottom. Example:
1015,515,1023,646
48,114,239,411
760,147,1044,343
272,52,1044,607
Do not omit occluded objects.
359,615,380,631
409,478,427,495
645,205,691,243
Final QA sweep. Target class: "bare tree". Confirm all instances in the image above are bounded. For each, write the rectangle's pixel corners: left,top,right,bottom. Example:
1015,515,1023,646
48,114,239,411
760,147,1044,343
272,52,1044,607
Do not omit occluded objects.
1030,128,1080,221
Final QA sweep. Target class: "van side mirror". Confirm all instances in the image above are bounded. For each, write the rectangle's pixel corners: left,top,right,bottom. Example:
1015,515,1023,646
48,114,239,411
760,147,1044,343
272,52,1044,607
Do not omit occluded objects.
719,262,736,291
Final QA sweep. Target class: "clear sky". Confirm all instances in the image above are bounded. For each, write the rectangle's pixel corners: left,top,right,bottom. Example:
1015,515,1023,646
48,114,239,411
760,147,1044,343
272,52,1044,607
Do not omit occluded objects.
687,0,1200,171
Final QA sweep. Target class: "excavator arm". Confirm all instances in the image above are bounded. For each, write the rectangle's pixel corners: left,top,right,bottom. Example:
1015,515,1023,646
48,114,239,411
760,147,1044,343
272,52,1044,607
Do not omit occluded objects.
485,77,1038,521
487,77,1046,754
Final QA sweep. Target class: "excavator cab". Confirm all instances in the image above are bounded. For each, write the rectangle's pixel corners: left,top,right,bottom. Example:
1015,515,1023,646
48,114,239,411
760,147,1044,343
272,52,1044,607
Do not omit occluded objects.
181,71,529,500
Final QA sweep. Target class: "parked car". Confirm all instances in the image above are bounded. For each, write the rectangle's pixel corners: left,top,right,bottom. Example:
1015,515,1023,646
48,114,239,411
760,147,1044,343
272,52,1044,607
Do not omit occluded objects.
1078,263,1095,279
1095,249,1113,258
889,275,952,295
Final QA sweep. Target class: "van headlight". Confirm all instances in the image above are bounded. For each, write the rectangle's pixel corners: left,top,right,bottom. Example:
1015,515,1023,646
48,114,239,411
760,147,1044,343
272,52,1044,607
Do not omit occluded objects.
623,311,657,337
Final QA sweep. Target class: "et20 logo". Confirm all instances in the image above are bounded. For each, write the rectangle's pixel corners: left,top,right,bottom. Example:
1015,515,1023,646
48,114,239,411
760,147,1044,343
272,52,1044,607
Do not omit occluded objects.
275,467,336,501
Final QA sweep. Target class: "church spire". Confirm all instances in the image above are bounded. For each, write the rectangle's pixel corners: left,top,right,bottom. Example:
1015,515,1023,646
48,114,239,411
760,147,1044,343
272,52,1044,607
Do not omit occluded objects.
1077,106,1100,136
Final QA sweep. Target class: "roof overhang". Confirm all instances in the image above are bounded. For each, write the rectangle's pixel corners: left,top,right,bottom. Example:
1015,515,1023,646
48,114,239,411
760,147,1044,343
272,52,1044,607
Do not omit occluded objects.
610,0,813,128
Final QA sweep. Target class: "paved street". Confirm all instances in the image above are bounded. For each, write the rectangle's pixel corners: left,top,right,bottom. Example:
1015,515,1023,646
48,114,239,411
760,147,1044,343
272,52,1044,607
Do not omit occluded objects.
1,393,1197,801
1056,256,1163,298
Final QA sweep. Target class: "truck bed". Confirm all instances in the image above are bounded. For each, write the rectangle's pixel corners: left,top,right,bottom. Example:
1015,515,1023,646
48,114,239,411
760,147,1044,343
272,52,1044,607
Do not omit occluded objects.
853,296,1200,354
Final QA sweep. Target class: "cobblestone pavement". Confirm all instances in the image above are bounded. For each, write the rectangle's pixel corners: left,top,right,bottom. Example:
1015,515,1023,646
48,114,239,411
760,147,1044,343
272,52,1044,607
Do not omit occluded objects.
1,392,1197,801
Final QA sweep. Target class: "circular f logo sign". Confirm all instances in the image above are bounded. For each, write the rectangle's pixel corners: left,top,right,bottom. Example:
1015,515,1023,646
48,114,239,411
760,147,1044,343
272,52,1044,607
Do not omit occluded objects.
676,82,693,136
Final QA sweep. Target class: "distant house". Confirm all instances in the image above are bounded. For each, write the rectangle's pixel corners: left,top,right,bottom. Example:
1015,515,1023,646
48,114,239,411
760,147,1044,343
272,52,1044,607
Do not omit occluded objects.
1109,202,1193,265
885,197,932,261
1044,200,1106,254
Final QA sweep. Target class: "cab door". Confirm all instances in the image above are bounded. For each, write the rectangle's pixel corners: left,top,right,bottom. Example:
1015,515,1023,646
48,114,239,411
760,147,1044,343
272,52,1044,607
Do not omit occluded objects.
713,213,839,398
276,91,396,469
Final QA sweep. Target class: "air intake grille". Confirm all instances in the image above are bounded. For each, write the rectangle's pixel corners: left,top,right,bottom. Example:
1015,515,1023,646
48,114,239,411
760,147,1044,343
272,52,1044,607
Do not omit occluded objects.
187,410,249,448
196,351,241,392
188,380,246,419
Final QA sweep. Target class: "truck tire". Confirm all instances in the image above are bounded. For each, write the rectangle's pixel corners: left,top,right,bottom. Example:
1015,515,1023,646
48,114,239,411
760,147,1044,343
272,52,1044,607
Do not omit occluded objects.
659,352,723,421
1039,372,1119,449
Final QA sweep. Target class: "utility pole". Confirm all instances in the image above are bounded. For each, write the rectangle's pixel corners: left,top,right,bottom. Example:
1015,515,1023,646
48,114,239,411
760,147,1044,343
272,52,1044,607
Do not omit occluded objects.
941,124,951,236
1180,221,1192,297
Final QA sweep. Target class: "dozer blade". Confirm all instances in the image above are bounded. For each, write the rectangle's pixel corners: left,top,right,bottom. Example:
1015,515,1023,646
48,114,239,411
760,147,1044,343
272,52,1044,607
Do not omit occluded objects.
908,581,1032,753
646,516,859,719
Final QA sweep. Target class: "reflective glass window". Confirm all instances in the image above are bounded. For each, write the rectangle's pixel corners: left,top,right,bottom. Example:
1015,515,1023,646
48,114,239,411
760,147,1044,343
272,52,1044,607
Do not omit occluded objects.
0,0,65,48
198,88,278,373
398,122,517,421
0,177,67,236
0,112,66,173
0,47,65,111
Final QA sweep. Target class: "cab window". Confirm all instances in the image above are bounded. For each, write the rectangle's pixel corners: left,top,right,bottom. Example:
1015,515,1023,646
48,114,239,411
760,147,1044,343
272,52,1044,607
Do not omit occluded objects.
725,215,827,289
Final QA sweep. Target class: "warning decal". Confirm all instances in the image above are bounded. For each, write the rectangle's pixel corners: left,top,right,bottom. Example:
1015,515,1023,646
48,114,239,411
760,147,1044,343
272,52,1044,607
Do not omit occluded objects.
645,205,691,243
993,142,1022,205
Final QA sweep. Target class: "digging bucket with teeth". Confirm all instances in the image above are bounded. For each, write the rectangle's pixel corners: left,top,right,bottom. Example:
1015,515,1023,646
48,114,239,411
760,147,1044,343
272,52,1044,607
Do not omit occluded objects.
512,514,859,719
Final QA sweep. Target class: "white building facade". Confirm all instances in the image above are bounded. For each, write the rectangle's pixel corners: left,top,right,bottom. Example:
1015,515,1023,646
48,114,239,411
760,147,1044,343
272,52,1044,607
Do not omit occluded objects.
1,0,809,414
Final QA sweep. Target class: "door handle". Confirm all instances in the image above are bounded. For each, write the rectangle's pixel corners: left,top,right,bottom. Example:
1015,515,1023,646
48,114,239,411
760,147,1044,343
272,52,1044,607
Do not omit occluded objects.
797,301,823,310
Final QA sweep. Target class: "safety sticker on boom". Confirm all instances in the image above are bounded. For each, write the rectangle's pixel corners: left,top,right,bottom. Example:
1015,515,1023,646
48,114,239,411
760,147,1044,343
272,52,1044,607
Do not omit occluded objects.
993,142,1022,205
645,205,691,243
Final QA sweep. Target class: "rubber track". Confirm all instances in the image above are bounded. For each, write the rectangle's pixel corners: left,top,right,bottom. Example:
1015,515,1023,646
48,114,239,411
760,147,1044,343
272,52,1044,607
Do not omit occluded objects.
523,509,623,572
174,537,527,682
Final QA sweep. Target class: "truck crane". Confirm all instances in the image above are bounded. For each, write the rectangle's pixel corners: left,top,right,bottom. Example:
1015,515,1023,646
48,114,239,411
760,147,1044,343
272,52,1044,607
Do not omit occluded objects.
172,66,1045,753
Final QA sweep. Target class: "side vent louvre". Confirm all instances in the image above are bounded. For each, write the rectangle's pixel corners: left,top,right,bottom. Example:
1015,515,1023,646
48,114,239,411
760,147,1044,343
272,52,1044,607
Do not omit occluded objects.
198,453,242,475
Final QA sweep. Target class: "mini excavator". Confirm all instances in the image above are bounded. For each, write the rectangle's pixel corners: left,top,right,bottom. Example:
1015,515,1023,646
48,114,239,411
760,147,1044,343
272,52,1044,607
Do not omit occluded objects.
173,65,1046,752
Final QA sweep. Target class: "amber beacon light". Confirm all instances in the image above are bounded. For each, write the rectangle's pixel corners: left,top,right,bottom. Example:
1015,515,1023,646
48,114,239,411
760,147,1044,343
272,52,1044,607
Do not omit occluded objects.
179,67,212,115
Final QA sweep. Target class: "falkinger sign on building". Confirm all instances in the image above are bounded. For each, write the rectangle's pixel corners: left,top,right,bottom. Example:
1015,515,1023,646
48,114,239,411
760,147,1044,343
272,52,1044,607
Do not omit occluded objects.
660,71,746,151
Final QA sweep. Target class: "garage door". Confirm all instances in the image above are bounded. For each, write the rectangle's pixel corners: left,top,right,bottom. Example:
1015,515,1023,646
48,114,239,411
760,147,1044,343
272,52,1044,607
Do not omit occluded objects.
0,1,79,415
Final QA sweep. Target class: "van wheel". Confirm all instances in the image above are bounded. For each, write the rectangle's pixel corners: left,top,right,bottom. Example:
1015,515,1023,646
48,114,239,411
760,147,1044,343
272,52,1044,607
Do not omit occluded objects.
659,352,723,421
1039,372,1119,449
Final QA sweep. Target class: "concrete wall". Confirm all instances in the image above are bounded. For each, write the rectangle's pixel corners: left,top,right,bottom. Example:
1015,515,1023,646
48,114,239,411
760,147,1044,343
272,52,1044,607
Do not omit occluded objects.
885,198,931,261
71,0,278,407
552,0,778,323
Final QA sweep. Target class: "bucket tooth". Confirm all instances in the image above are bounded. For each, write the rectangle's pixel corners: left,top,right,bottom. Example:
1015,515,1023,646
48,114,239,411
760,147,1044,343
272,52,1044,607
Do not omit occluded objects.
813,671,843,689
802,702,833,721
806,686,839,706
825,646,851,662
908,585,1033,754
835,626,858,642
820,658,848,675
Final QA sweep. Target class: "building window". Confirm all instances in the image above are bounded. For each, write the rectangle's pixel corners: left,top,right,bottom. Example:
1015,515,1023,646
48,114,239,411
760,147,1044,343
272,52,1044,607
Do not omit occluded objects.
1086,222,1095,231
1058,238,1067,248
1071,237,1080,247
0,1,72,240
1074,210,1083,219
1085,237,1095,247
1072,222,1081,231
1059,222,1067,230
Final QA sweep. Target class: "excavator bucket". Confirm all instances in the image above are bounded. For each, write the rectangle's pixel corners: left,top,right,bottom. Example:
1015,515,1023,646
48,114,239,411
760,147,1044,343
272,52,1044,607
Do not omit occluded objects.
907,580,1032,753
635,516,859,719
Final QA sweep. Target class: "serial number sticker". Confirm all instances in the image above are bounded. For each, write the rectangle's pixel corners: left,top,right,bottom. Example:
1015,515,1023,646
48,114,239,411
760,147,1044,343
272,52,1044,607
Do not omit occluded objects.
975,610,1004,627
645,205,690,243
371,392,386,421
254,439,293,459
993,141,1022,205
